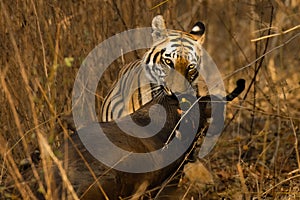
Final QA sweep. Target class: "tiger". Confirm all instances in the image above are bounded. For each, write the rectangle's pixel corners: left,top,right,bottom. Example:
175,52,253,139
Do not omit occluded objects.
100,15,205,122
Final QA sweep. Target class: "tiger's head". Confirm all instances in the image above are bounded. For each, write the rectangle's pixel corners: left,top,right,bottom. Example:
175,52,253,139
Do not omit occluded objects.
143,15,205,96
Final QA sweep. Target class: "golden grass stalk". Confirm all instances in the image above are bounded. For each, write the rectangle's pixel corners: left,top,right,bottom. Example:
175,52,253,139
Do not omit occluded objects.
251,24,300,42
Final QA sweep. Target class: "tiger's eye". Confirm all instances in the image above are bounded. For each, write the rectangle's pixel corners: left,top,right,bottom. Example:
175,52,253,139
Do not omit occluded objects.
165,59,172,64
163,58,174,68
188,64,195,70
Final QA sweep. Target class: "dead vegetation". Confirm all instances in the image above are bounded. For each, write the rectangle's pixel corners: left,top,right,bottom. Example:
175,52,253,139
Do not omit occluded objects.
0,0,300,199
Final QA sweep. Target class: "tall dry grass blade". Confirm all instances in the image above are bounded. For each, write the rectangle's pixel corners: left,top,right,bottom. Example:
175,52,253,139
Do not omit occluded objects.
0,135,37,200
130,181,149,200
34,78,110,200
0,67,45,196
149,0,170,10
237,162,250,200
37,133,80,200
251,24,300,42
280,86,300,171
0,1,51,196
30,0,48,85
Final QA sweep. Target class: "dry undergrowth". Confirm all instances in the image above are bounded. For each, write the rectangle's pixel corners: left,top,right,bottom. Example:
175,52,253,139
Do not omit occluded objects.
1,0,300,199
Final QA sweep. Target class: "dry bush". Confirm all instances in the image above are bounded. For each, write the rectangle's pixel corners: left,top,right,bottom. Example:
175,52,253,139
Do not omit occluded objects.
0,0,300,199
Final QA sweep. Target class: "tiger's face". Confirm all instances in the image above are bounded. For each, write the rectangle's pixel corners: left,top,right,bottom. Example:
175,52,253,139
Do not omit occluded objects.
144,15,205,96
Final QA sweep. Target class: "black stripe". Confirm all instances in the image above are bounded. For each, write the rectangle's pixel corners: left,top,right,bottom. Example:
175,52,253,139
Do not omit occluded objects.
171,44,180,48
116,106,123,119
150,83,155,98
103,70,130,120
170,42,194,52
170,38,194,46
131,96,135,112
111,96,124,118
164,53,171,57
181,38,194,45
183,45,193,51
137,73,143,107
145,39,166,64
152,51,161,64
170,38,180,42
121,72,131,97
103,84,120,121
137,87,142,107
146,47,155,64
105,100,112,121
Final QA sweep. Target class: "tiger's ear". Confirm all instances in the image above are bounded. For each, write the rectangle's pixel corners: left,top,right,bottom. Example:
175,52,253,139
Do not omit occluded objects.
190,21,205,44
152,15,168,43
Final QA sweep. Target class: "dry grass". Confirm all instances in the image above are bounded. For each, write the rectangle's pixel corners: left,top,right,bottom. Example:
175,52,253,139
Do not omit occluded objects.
0,0,300,199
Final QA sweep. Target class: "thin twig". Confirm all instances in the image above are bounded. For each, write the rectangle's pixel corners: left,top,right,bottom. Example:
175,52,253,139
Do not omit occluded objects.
223,31,300,131
155,128,207,199
149,0,170,10
262,174,300,197
251,24,300,42
223,32,300,80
